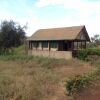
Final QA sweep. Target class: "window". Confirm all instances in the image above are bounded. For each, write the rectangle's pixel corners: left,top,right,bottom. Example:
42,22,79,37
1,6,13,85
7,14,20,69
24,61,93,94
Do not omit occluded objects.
50,42,58,48
74,42,77,50
82,42,86,49
42,42,48,48
32,42,39,49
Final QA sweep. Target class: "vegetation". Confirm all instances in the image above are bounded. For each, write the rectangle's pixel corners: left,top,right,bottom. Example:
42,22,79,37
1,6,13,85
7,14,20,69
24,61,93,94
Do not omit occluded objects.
66,43,100,99
78,47,100,60
0,21,99,100
65,35,100,99
66,74,92,96
0,45,93,100
0,20,26,54
0,60,59,100
87,34,100,48
91,34,100,46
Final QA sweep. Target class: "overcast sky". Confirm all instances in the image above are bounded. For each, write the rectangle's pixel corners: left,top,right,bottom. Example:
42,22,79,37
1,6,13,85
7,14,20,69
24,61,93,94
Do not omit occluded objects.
0,0,100,37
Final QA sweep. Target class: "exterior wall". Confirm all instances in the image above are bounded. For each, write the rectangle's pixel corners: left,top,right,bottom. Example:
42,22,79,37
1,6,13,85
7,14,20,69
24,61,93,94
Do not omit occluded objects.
50,48,58,51
37,42,42,50
33,47,37,50
77,31,86,40
43,47,49,50
28,50,72,59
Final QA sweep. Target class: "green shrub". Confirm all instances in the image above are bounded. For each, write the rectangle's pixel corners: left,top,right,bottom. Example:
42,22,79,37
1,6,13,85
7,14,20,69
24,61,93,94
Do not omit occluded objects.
78,50,88,60
66,74,91,96
78,48,100,60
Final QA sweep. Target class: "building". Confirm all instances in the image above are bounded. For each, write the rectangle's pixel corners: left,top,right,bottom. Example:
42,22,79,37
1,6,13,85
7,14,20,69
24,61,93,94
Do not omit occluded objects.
27,25,90,59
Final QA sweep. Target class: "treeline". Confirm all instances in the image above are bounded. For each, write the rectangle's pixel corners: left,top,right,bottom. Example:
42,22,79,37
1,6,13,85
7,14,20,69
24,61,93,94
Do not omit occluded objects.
0,20,26,54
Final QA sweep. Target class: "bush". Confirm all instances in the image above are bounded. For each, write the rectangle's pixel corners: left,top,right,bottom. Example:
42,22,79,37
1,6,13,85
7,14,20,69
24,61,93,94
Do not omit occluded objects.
66,74,91,96
78,48,100,60
78,50,88,60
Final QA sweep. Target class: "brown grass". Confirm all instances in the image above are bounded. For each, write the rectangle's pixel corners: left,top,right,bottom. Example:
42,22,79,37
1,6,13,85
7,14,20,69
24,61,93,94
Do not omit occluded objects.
0,58,93,100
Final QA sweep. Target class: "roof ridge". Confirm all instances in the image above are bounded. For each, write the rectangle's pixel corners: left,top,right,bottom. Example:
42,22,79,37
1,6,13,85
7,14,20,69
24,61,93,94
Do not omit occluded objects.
38,25,85,30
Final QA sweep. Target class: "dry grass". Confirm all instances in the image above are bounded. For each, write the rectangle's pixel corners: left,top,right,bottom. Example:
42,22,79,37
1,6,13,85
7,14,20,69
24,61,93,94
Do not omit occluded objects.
0,56,93,100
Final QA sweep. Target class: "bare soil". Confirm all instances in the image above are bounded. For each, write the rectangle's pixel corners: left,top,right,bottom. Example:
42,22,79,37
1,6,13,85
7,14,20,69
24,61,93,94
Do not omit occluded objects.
75,85,100,100
48,63,93,100
0,59,94,100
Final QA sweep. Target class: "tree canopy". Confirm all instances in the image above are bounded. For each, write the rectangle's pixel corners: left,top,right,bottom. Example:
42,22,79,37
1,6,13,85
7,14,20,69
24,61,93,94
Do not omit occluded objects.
91,34,100,45
0,20,26,54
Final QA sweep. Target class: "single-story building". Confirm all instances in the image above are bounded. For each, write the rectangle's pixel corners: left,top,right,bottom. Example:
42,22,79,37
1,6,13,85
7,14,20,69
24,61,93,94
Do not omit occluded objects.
26,25,90,59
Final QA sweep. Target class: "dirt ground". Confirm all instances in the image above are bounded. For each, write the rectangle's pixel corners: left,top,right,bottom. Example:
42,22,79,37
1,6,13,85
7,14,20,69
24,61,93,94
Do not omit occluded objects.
48,63,94,100
75,85,100,100
0,59,96,100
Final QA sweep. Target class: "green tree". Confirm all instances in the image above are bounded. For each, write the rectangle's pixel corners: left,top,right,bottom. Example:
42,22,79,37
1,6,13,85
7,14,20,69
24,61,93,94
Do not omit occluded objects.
0,20,26,54
89,34,100,47
91,34,100,44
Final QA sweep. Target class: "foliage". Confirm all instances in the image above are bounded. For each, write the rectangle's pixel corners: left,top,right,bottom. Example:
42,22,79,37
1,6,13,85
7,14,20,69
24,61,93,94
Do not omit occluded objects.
0,20,26,54
78,50,88,60
66,49,100,99
13,45,26,55
91,34,100,45
66,74,92,96
78,47,100,60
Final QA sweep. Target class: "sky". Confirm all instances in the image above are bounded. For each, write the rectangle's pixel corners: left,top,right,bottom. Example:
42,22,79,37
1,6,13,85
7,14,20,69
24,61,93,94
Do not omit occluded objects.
0,0,100,37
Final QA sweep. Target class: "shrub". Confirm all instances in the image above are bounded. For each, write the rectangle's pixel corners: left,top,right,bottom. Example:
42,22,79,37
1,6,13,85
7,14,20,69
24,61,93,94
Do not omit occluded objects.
78,50,88,60
66,74,91,96
78,48,100,60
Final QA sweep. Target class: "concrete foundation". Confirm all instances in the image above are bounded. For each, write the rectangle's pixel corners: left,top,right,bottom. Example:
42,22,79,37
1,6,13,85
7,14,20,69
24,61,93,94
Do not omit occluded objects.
28,50,72,59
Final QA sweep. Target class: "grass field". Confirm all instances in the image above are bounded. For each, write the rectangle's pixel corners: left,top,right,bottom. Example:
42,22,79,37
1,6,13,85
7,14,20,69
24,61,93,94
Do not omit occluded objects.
0,45,97,100
0,54,93,100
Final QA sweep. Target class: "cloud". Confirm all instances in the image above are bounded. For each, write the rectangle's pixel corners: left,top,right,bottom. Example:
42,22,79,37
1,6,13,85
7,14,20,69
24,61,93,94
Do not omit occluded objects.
0,0,40,36
35,0,100,13
35,0,100,37
0,0,100,37
35,0,100,18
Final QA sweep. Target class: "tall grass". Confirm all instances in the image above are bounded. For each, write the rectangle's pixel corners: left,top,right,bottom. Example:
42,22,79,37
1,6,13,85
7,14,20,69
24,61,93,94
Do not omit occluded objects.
0,45,93,100
0,60,60,100
66,53,100,99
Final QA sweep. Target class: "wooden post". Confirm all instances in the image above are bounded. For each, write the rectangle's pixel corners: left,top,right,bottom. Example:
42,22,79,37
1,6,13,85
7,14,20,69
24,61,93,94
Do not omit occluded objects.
31,42,33,50
49,41,50,51
36,42,37,50
28,41,30,50
29,41,32,50
71,41,74,51
73,41,74,50
30,41,32,50
81,41,82,49
77,41,78,50
57,41,58,51
85,41,86,49
41,42,43,51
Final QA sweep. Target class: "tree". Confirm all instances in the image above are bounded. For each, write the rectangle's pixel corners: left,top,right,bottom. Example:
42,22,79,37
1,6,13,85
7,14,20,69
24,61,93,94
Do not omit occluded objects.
90,34,100,47
91,34,100,43
0,20,26,54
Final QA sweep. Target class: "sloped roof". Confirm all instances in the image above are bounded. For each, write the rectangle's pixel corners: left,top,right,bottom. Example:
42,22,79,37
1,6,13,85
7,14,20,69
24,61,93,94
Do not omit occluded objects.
28,25,90,41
